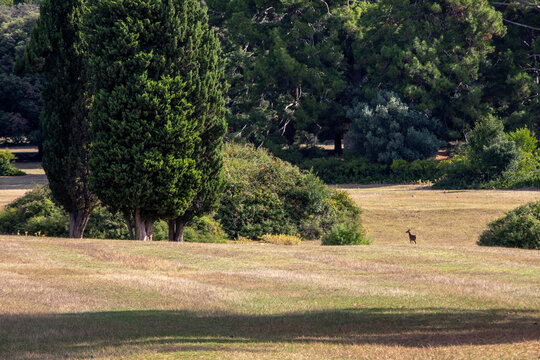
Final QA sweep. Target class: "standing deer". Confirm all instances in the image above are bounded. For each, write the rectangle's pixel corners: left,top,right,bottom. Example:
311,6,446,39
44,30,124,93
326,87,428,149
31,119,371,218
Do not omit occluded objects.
406,229,416,244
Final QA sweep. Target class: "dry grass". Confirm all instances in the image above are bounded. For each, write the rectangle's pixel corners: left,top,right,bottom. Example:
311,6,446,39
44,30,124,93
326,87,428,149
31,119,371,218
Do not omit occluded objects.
340,184,540,246
0,166,539,358
0,236,538,359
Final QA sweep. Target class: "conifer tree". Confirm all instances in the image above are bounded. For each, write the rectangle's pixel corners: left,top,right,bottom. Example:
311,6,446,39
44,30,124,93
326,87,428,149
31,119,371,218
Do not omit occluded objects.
86,0,226,241
207,0,347,151
338,0,506,140
166,0,227,242
15,0,97,238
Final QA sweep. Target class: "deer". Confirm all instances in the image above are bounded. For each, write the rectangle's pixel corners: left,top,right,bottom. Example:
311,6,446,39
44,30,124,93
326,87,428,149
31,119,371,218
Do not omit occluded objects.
406,229,416,244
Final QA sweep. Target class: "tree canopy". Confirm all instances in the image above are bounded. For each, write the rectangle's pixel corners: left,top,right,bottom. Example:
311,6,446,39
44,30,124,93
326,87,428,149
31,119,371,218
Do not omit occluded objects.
0,3,42,144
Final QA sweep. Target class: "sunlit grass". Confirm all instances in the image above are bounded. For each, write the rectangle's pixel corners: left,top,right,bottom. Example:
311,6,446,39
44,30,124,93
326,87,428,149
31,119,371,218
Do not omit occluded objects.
0,235,538,359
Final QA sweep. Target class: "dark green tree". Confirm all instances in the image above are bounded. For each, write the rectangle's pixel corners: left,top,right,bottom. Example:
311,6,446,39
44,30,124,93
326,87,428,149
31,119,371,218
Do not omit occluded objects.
207,0,348,152
0,3,43,144
338,0,506,140
483,0,539,132
166,1,227,242
86,0,225,241
15,0,97,238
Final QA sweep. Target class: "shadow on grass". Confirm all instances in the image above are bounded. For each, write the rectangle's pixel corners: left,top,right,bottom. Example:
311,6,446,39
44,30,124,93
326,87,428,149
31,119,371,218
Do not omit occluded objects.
1,308,539,358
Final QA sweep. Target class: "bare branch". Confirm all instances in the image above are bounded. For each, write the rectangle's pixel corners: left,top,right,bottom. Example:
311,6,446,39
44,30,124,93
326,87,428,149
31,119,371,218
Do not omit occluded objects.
320,0,331,15
492,0,540,11
502,18,540,31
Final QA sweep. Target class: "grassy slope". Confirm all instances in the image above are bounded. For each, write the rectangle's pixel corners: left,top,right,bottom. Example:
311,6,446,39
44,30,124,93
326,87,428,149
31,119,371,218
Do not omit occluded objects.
0,236,538,359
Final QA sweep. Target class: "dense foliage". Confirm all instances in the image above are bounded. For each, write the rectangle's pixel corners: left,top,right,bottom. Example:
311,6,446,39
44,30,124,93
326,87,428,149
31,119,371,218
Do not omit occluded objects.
321,222,370,246
0,186,228,242
16,0,98,238
485,1,539,133
339,0,505,140
346,91,442,164
86,0,225,241
0,149,24,175
478,201,540,249
216,143,363,240
436,118,539,189
208,0,348,151
0,3,42,144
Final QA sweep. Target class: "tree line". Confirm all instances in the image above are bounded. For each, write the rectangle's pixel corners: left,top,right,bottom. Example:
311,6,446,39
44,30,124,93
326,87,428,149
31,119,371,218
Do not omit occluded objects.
2,1,538,151
0,0,538,238
14,0,226,240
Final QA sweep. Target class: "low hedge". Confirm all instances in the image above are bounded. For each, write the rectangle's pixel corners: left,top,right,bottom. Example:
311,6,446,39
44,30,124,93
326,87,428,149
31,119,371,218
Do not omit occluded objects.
298,156,441,184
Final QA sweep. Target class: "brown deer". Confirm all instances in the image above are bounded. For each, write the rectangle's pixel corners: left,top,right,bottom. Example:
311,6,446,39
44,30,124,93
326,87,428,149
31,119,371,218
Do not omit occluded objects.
406,229,416,244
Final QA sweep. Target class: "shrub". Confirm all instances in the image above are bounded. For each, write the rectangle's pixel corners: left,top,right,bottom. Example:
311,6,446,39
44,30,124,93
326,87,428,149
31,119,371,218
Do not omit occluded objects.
507,128,539,155
468,116,521,176
321,222,370,246
478,202,540,250
346,90,442,164
436,120,537,189
0,150,25,176
0,186,226,242
261,234,302,245
217,143,363,240
183,216,228,243
0,187,67,236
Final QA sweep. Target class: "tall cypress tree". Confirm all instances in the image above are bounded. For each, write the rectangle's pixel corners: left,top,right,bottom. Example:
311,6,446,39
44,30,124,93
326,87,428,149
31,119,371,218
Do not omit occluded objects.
86,0,225,241
167,0,227,242
15,0,97,238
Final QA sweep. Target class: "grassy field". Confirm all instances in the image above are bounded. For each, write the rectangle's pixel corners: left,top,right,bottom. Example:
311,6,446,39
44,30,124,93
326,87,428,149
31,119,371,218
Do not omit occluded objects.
1,151,539,359
0,236,538,359
343,185,540,246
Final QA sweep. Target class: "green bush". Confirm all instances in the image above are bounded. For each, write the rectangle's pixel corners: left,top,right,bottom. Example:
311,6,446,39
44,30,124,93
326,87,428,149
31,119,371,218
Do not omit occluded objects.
0,150,25,176
436,121,538,190
321,223,370,246
478,202,540,249
0,186,226,242
183,216,228,243
346,90,443,164
217,143,363,240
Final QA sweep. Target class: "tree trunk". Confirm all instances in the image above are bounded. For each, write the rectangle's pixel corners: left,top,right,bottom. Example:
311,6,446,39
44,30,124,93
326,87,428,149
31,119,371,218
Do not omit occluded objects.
334,134,343,155
125,216,135,240
168,219,185,242
168,220,175,242
134,208,154,241
174,220,184,242
69,210,90,239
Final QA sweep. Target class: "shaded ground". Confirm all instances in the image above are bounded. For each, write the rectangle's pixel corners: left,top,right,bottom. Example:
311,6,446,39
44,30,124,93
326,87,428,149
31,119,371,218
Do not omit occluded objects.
0,237,538,359
0,146,46,208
